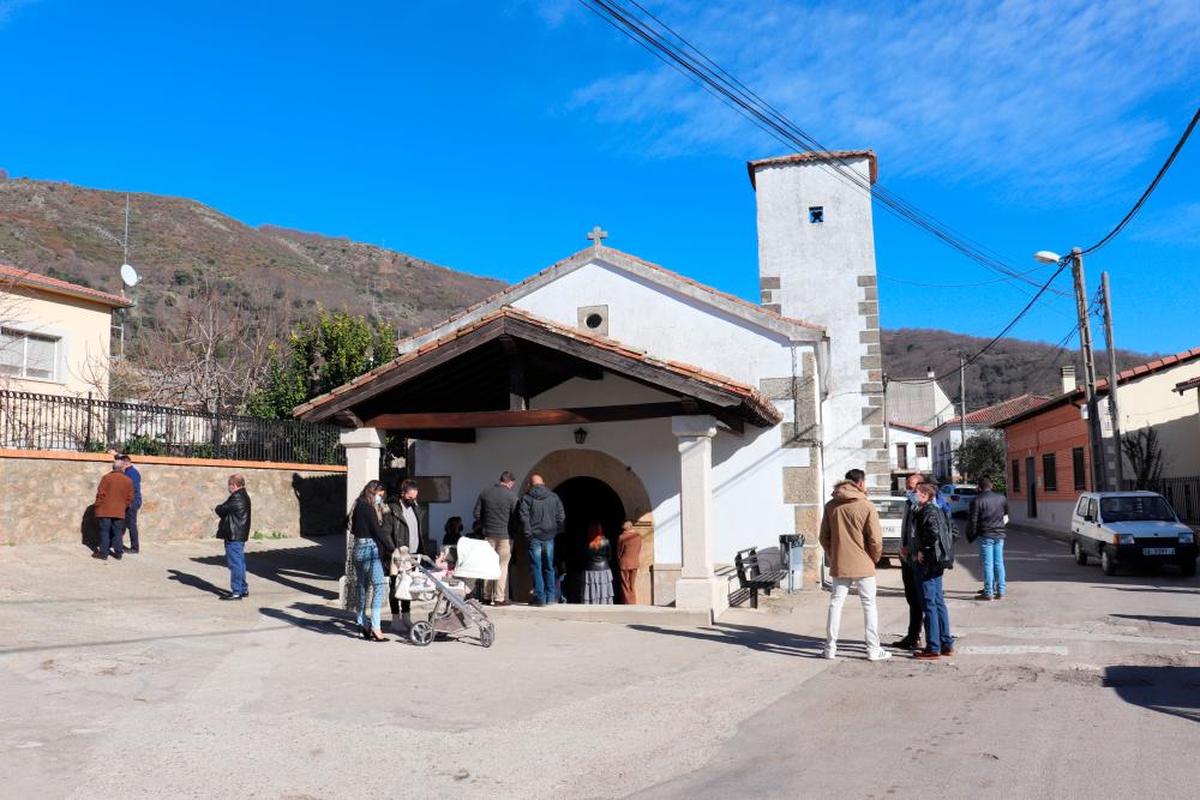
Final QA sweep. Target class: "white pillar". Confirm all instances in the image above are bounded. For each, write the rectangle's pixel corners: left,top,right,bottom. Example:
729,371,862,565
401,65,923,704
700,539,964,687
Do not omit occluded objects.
671,415,728,620
339,427,385,608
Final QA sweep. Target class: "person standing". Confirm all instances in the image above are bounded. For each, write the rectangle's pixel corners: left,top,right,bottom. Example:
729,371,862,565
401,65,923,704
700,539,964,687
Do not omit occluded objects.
214,474,252,600
819,469,891,662
119,454,143,554
913,482,955,659
473,471,518,606
891,472,925,650
386,479,427,634
92,459,134,561
352,480,389,640
582,522,615,605
967,476,1009,600
518,473,565,606
616,520,641,604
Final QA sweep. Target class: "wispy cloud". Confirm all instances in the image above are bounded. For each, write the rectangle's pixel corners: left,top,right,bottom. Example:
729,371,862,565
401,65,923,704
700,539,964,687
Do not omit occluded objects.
561,0,1200,193
1127,202,1200,246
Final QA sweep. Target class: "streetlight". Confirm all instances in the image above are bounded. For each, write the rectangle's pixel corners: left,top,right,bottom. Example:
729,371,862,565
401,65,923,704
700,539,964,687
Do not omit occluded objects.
1033,247,1106,491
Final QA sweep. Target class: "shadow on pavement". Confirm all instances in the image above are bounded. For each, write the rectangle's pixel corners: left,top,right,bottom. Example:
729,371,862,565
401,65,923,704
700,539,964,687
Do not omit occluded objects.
628,622,826,659
1093,586,1200,595
166,568,227,597
1109,613,1200,627
191,537,342,600
1104,665,1200,724
259,601,362,639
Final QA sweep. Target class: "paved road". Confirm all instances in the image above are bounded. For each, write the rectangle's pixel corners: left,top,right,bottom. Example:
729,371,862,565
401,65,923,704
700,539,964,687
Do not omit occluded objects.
1,530,1197,799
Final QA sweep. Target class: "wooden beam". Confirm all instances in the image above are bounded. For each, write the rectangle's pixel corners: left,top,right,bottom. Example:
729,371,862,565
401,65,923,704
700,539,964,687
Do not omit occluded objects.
500,335,527,411
393,428,477,443
365,402,692,430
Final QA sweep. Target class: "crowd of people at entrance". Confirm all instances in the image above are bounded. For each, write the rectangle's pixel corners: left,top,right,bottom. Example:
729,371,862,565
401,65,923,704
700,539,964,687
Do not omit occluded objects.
820,468,1009,661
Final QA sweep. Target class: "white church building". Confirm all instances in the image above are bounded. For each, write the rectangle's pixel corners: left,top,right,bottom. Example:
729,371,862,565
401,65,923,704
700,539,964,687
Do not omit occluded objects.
296,150,886,620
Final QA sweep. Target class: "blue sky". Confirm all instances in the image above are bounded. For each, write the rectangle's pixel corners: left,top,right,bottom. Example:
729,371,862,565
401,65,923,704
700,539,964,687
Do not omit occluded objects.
1,0,1197,357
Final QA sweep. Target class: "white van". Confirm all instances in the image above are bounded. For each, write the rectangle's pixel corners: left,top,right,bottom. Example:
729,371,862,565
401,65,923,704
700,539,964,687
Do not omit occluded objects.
1070,491,1197,577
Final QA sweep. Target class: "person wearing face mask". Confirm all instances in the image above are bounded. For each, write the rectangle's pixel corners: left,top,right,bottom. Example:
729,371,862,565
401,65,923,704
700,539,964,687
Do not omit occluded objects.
350,480,390,641
891,472,927,650
385,479,431,635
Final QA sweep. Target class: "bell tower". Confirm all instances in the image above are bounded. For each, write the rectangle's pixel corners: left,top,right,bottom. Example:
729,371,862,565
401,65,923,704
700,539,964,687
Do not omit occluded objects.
749,150,886,492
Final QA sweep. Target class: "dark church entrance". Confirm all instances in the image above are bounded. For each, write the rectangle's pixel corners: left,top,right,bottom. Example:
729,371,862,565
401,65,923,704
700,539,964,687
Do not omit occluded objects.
509,476,626,604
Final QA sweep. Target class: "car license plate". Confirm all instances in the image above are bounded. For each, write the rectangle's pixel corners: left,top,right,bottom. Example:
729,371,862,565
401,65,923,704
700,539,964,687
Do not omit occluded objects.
1143,547,1175,556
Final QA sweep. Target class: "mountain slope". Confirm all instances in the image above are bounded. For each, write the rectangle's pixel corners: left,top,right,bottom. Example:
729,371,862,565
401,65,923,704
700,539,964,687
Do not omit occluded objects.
882,328,1156,409
0,178,504,337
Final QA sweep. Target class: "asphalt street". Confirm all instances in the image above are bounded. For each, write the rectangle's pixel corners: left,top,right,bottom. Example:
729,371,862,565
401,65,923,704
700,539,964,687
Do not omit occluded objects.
1,528,1197,799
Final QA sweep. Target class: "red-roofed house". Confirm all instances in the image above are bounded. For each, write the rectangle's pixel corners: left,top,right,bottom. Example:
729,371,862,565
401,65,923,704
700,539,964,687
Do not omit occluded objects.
928,393,1050,482
1,264,131,397
995,351,1200,533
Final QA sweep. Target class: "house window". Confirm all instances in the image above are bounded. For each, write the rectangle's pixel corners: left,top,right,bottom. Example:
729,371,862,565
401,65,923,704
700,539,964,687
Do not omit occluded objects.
808,206,824,224
0,328,58,381
896,443,908,470
1072,447,1086,491
915,443,928,458
1011,459,1020,493
1042,452,1058,492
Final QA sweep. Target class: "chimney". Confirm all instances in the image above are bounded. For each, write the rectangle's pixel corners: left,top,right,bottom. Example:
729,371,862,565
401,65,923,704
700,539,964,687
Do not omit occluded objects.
1061,365,1077,394
926,366,935,379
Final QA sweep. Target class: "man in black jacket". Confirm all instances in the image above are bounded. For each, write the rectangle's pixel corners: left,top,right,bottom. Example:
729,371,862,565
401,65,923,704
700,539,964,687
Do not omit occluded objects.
215,474,251,600
890,472,925,650
967,477,1009,600
518,474,565,606
474,471,518,606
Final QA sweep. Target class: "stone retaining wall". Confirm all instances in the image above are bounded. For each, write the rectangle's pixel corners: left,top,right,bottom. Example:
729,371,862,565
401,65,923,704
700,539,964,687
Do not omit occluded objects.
1,450,346,545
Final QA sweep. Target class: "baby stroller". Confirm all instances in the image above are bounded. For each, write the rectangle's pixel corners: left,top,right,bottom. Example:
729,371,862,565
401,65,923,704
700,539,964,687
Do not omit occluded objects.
402,538,500,648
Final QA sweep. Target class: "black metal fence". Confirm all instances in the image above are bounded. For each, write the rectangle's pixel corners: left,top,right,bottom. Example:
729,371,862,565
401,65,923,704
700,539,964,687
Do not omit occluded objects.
0,389,344,465
1160,476,1200,525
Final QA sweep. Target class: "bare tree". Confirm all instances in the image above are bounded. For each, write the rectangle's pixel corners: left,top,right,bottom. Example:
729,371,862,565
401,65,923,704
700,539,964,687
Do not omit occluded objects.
129,271,291,413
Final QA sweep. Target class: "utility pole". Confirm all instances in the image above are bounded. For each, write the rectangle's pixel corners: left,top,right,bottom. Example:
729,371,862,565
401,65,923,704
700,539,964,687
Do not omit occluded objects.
1070,248,1107,491
1101,271,1124,490
958,354,967,480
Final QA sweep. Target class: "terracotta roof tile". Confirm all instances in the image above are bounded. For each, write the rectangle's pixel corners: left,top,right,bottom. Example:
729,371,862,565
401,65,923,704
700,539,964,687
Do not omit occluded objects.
748,150,878,187
295,305,781,426
0,263,132,308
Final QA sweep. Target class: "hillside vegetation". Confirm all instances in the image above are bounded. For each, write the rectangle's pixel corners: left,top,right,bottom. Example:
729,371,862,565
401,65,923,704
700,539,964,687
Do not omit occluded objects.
883,328,1155,408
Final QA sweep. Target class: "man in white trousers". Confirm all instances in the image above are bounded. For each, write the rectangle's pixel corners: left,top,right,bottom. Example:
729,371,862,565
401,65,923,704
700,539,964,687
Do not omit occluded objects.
819,468,891,661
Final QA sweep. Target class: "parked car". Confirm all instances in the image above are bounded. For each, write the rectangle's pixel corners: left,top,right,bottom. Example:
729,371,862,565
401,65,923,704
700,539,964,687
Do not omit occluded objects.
1070,491,1197,577
939,483,978,518
871,495,907,566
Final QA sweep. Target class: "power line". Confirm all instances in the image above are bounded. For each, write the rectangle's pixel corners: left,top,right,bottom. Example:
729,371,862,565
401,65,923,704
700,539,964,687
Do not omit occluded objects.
1081,106,1200,255
578,0,1067,296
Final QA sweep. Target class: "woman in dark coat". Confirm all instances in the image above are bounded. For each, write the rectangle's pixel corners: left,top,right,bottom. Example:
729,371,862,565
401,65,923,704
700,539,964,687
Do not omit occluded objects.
582,521,615,605
351,480,391,641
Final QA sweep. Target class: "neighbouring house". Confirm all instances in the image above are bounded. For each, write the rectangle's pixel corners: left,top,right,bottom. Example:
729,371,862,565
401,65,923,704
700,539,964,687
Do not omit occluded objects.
885,368,955,430
996,350,1200,533
1,263,131,397
928,393,1050,482
886,420,932,491
297,149,889,619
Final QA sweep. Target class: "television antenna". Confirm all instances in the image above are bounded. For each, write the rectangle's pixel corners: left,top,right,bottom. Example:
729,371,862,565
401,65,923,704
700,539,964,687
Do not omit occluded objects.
113,194,141,360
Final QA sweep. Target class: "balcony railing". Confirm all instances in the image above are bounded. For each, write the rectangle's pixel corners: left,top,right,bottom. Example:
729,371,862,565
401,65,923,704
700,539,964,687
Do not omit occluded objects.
0,389,344,466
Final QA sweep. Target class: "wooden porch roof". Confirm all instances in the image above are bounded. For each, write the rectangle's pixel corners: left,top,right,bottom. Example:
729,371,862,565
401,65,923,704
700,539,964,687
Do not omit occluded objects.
294,306,781,437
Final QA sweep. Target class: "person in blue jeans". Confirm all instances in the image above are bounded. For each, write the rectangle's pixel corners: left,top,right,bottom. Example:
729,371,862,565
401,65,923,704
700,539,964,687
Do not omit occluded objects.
913,482,954,659
966,477,1009,600
518,474,566,606
214,474,252,601
119,454,143,553
350,480,390,641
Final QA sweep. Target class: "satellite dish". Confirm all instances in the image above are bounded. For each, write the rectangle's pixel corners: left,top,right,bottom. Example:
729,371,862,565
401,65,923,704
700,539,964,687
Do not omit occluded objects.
120,263,140,288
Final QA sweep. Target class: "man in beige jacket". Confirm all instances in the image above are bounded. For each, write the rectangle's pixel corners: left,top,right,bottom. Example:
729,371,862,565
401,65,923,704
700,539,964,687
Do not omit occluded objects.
818,469,891,661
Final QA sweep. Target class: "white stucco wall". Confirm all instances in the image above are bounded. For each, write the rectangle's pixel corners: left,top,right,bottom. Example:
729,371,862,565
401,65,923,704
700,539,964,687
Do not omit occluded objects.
1110,359,1200,478
1,288,114,397
510,258,799,387
752,155,881,492
887,425,932,473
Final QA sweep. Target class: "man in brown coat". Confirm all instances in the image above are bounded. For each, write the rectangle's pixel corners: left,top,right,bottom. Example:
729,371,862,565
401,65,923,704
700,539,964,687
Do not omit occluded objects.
92,458,134,561
616,521,641,604
818,469,890,661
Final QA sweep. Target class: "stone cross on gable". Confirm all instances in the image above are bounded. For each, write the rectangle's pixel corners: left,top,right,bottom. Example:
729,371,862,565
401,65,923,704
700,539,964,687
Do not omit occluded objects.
587,225,608,248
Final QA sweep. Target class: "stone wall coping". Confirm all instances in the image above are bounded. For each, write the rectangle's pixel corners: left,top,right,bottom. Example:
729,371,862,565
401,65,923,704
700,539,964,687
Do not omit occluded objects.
0,448,348,474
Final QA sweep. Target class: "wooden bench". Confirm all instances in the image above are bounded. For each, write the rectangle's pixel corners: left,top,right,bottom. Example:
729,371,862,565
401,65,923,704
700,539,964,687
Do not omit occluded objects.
732,546,787,609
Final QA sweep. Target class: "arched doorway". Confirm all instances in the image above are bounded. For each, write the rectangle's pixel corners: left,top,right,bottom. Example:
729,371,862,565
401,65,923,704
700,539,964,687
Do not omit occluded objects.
555,476,625,603
507,449,655,604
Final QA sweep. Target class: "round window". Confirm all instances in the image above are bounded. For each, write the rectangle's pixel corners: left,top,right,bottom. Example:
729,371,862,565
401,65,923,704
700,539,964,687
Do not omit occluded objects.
585,313,604,329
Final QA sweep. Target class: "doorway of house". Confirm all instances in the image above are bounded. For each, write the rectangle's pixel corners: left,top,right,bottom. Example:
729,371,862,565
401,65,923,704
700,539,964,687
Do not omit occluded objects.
509,476,626,604
1025,456,1037,518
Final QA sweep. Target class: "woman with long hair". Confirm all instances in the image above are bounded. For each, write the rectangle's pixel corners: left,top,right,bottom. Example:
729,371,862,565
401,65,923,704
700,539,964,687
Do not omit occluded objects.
581,521,614,605
351,479,391,641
